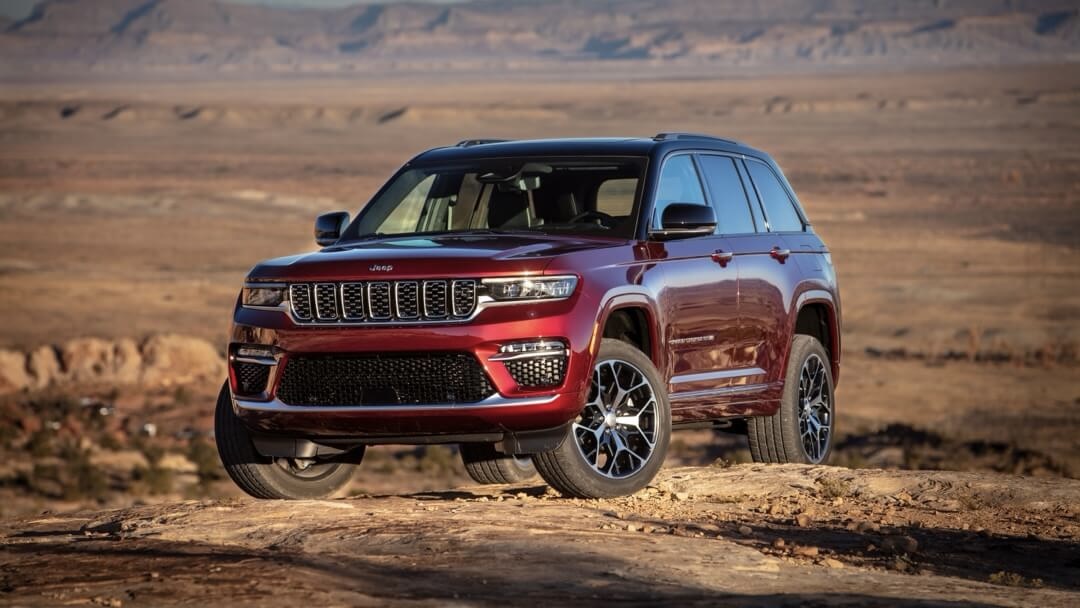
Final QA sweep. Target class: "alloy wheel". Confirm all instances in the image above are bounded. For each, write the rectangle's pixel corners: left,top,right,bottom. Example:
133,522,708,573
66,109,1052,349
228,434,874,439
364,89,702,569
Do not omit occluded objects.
572,359,659,479
798,353,833,463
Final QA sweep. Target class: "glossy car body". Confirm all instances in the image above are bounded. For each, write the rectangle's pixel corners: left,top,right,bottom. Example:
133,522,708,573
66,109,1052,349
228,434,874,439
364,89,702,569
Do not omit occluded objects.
228,134,840,456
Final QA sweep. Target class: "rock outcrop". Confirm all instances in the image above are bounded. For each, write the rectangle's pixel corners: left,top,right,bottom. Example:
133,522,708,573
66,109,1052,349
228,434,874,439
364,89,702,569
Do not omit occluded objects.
0,334,224,394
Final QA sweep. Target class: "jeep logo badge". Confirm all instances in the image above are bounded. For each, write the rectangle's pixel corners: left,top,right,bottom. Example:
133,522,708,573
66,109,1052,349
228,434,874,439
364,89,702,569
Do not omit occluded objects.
369,264,393,272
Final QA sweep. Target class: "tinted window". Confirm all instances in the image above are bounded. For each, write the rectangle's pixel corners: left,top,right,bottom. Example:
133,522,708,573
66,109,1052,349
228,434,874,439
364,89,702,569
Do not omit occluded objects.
697,155,756,234
653,155,706,225
746,161,803,232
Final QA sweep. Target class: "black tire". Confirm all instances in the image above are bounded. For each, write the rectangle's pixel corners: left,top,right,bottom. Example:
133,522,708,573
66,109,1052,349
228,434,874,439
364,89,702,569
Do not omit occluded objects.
533,339,671,498
460,443,538,484
748,334,836,464
214,382,360,499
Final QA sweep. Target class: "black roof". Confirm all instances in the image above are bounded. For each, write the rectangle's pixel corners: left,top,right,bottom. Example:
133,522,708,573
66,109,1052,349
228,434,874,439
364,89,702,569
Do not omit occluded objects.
411,134,766,165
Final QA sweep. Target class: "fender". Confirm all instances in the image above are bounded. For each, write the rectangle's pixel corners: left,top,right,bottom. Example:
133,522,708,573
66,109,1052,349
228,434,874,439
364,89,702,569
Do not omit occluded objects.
587,287,662,374
790,287,841,385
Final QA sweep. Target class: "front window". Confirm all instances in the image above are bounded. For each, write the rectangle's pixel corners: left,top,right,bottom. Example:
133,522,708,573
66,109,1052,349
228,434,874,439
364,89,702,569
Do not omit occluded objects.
346,158,645,240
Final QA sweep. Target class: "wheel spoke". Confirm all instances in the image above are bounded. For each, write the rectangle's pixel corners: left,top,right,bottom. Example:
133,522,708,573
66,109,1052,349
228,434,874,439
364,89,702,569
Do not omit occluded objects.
795,353,832,463
573,358,660,479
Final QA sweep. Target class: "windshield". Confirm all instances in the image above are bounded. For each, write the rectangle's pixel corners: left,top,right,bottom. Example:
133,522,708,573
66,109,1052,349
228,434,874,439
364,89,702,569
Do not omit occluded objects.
344,157,645,240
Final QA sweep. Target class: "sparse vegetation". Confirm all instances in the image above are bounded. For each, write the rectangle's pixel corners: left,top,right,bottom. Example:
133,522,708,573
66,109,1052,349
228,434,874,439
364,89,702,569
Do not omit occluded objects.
815,475,853,499
988,571,1044,588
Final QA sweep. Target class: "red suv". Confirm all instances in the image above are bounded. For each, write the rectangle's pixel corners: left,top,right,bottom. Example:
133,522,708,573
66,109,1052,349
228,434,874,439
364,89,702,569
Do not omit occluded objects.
216,134,841,499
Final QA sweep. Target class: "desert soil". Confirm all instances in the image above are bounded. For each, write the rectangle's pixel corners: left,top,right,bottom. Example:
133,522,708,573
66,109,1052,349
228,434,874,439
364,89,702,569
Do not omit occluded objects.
3,465,1078,606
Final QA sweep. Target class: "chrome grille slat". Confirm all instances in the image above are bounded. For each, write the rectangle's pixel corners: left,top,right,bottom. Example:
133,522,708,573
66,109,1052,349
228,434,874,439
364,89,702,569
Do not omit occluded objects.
452,280,477,317
422,280,448,318
395,281,419,318
288,279,477,324
290,284,313,320
367,282,392,320
313,283,339,320
341,283,365,319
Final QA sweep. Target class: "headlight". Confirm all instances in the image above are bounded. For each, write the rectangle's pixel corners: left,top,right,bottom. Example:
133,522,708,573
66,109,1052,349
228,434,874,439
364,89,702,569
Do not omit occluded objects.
481,276,578,301
242,284,288,308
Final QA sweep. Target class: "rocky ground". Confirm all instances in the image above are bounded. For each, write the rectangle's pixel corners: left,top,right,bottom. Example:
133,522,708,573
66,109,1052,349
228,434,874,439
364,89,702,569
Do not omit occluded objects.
2,465,1077,607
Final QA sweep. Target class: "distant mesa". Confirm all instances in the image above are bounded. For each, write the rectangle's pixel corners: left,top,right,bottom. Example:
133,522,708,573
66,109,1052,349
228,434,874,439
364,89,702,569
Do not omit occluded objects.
0,0,1077,76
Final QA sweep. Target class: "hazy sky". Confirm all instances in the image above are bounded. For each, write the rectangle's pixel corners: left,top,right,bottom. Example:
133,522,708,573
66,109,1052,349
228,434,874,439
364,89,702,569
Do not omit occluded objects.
0,0,468,20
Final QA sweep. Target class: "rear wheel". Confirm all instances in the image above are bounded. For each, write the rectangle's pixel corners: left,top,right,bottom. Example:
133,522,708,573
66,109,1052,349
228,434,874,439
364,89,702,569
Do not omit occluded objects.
460,443,537,484
214,382,360,499
533,339,670,498
748,334,835,464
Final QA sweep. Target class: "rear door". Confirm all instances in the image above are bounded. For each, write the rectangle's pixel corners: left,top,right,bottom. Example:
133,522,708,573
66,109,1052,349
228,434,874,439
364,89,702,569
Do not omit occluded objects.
649,153,740,399
731,157,807,389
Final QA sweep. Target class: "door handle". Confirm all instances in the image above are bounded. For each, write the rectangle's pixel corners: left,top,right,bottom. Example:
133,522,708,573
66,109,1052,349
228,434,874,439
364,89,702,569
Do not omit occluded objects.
711,250,733,267
770,247,791,263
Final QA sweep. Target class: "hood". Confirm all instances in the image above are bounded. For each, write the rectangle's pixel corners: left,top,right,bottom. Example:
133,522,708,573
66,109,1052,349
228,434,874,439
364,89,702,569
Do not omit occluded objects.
246,232,623,282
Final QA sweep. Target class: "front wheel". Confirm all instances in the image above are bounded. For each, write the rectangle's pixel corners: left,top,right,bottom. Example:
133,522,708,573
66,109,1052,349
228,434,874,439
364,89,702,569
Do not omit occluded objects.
748,334,836,464
214,382,360,499
533,339,671,498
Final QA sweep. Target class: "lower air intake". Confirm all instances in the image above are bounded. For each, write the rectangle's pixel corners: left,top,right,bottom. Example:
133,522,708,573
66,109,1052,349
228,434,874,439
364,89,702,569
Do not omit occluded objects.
276,353,495,406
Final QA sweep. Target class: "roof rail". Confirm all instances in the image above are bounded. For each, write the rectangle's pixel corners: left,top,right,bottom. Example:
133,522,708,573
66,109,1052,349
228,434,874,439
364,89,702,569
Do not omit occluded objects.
653,132,742,146
456,139,511,147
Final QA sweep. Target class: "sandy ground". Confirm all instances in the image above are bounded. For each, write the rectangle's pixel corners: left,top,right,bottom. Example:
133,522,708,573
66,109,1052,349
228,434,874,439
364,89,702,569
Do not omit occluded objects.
3,465,1078,606
1,64,1078,473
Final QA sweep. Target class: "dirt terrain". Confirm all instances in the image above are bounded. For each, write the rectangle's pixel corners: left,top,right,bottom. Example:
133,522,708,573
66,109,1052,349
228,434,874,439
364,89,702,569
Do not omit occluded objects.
0,3,1078,602
3,465,1077,606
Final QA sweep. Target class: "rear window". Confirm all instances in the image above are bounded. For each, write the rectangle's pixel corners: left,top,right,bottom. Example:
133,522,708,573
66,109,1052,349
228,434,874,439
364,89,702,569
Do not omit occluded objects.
746,161,803,232
697,155,756,234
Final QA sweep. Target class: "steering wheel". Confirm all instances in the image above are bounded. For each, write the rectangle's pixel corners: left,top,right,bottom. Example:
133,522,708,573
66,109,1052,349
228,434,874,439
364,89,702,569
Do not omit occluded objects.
569,210,615,227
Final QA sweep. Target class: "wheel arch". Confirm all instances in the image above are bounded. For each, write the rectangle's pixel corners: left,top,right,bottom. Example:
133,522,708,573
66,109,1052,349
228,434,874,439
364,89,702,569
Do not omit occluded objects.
590,289,662,372
791,289,841,385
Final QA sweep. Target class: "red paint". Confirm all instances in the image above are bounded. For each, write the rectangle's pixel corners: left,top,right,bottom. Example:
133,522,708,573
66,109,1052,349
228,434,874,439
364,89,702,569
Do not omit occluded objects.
228,136,841,441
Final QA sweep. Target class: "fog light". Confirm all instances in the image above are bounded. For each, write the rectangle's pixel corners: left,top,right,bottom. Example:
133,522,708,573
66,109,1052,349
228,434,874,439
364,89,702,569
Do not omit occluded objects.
492,340,569,389
496,340,567,357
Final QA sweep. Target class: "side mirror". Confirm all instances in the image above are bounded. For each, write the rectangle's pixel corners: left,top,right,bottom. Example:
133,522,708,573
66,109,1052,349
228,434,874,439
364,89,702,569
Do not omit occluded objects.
314,211,350,247
648,203,717,240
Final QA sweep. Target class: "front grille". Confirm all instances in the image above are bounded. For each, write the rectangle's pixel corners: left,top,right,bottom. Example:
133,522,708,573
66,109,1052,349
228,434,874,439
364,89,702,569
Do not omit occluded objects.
234,361,271,395
288,279,476,324
276,353,495,406
504,355,567,389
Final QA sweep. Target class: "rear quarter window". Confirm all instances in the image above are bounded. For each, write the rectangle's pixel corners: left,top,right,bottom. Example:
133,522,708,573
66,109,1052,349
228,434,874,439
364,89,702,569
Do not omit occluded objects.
697,155,756,234
746,160,804,232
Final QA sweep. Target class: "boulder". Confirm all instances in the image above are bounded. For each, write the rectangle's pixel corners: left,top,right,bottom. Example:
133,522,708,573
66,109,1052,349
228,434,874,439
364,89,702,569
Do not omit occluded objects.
61,337,116,383
140,334,224,386
26,346,61,389
0,350,30,393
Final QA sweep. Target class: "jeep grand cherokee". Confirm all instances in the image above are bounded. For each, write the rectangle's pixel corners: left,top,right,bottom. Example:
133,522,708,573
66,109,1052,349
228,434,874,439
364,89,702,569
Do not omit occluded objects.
216,133,841,499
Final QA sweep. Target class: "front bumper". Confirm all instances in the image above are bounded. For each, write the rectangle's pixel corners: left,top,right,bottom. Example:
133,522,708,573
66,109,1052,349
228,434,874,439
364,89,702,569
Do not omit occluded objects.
227,296,597,440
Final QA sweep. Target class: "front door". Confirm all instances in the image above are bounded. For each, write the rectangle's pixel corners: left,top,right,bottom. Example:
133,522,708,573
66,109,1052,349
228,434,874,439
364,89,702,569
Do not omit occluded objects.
648,154,740,402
